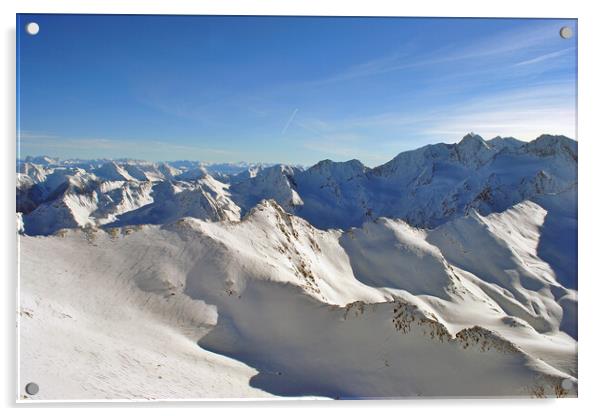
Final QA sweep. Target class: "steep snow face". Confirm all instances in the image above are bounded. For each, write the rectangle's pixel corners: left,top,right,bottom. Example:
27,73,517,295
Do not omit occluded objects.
291,159,372,230
20,168,101,234
17,173,35,190
19,200,576,399
156,162,182,179
454,133,497,168
22,175,156,235
339,218,456,299
17,174,37,214
19,162,52,183
121,163,169,182
230,164,304,214
94,181,155,224
170,200,387,306
93,162,138,182
531,187,578,290
175,164,209,181
113,176,240,227
427,202,574,336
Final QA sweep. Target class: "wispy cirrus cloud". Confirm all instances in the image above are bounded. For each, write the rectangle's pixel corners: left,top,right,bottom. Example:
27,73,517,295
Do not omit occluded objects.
307,21,572,87
513,47,575,67
281,108,299,135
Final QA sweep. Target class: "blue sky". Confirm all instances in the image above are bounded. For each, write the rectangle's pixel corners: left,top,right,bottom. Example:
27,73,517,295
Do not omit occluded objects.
17,15,577,166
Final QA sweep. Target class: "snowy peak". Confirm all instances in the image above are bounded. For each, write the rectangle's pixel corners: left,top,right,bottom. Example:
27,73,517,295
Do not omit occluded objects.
526,134,577,161
23,155,59,166
230,164,303,213
156,162,182,179
455,133,495,168
120,163,170,182
306,159,367,179
245,198,293,222
371,142,454,180
19,162,51,184
93,161,137,182
458,132,488,148
487,136,525,151
121,163,154,181
257,163,298,178
175,165,209,181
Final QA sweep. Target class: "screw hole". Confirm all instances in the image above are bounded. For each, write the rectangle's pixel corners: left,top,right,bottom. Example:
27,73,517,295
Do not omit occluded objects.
25,382,39,395
25,22,40,36
559,26,573,39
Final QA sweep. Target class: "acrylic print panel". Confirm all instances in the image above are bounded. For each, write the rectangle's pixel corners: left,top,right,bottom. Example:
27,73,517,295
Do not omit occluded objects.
16,14,577,400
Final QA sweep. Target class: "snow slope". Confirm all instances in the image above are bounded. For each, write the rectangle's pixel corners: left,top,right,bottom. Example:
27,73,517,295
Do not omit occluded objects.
19,228,274,400
19,199,576,399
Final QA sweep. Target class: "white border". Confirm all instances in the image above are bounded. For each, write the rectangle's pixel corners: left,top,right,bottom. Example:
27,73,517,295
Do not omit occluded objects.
3,0,601,414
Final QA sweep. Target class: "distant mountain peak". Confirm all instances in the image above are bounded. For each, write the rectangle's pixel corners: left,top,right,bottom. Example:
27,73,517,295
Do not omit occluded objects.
527,134,577,161
458,132,488,148
175,164,209,181
93,161,137,182
24,155,59,166
487,136,525,150
454,133,495,168
308,158,367,177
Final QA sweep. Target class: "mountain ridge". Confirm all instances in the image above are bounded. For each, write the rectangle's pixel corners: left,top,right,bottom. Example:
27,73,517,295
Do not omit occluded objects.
17,133,577,234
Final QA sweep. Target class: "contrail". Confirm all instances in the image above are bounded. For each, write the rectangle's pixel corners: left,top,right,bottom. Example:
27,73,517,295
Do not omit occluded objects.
281,108,299,135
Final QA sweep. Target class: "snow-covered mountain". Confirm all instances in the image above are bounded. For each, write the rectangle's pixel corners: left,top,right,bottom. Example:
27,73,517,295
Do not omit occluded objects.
19,133,576,235
16,133,578,400
230,164,304,212
290,133,576,230
112,176,241,227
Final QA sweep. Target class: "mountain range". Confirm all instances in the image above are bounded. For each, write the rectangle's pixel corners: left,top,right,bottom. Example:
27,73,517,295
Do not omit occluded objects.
17,133,578,399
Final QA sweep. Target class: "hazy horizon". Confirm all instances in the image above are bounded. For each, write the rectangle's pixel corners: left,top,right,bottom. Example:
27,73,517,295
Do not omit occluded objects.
18,130,578,169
